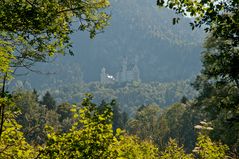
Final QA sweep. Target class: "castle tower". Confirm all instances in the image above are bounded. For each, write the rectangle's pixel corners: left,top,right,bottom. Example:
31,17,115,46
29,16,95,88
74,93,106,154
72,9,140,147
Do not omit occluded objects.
119,57,128,82
100,67,115,84
132,64,140,81
100,67,107,84
100,56,140,84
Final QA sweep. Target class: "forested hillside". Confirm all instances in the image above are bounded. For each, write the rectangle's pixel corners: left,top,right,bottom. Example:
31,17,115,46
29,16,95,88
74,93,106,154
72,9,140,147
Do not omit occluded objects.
0,0,238,158
13,0,203,88
42,80,196,112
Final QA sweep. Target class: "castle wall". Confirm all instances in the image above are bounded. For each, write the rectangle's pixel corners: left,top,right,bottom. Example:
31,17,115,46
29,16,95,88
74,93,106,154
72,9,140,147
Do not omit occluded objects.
100,58,140,84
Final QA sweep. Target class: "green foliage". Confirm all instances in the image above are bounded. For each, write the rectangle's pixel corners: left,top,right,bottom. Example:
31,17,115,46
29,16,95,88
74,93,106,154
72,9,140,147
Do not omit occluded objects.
0,0,110,145
0,0,110,80
192,34,239,149
128,104,161,142
0,117,37,159
112,135,159,159
164,103,187,138
158,0,239,152
181,96,188,104
157,0,239,42
13,89,65,144
157,0,239,88
40,94,159,158
0,98,37,159
159,139,193,159
41,91,56,110
13,89,44,144
159,134,230,159
99,100,128,132
39,94,114,158
201,33,239,87
127,102,203,151
46,80,196,111
56,102,72,122
2,91,235,158
194,133,229,159
158,0,239,92
56,102,73,132
0,39,14,78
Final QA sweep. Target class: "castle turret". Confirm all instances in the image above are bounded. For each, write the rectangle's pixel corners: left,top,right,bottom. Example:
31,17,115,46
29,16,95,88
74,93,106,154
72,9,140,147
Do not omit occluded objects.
132,64,140,81
100,57,140,84
119,57,128,82
100,67,107,84
100,67,115,84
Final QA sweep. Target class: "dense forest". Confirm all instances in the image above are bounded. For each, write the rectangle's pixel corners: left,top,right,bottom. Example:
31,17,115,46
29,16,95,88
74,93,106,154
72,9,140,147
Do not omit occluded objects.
0,0,238,159
14,80,197,116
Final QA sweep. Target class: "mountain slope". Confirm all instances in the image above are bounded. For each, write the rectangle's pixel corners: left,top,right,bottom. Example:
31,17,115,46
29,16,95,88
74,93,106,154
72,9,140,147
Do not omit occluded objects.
13,0,204,88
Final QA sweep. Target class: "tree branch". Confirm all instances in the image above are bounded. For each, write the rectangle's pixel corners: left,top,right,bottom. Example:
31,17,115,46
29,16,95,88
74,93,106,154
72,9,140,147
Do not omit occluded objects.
0,73,7,139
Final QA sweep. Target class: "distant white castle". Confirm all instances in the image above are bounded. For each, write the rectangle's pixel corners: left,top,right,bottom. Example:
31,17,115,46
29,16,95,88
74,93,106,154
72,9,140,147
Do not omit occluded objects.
100,57,140,84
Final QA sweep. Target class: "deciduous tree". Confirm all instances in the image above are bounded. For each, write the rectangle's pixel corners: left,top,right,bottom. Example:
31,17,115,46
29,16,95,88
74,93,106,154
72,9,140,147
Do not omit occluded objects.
0,0,110,138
